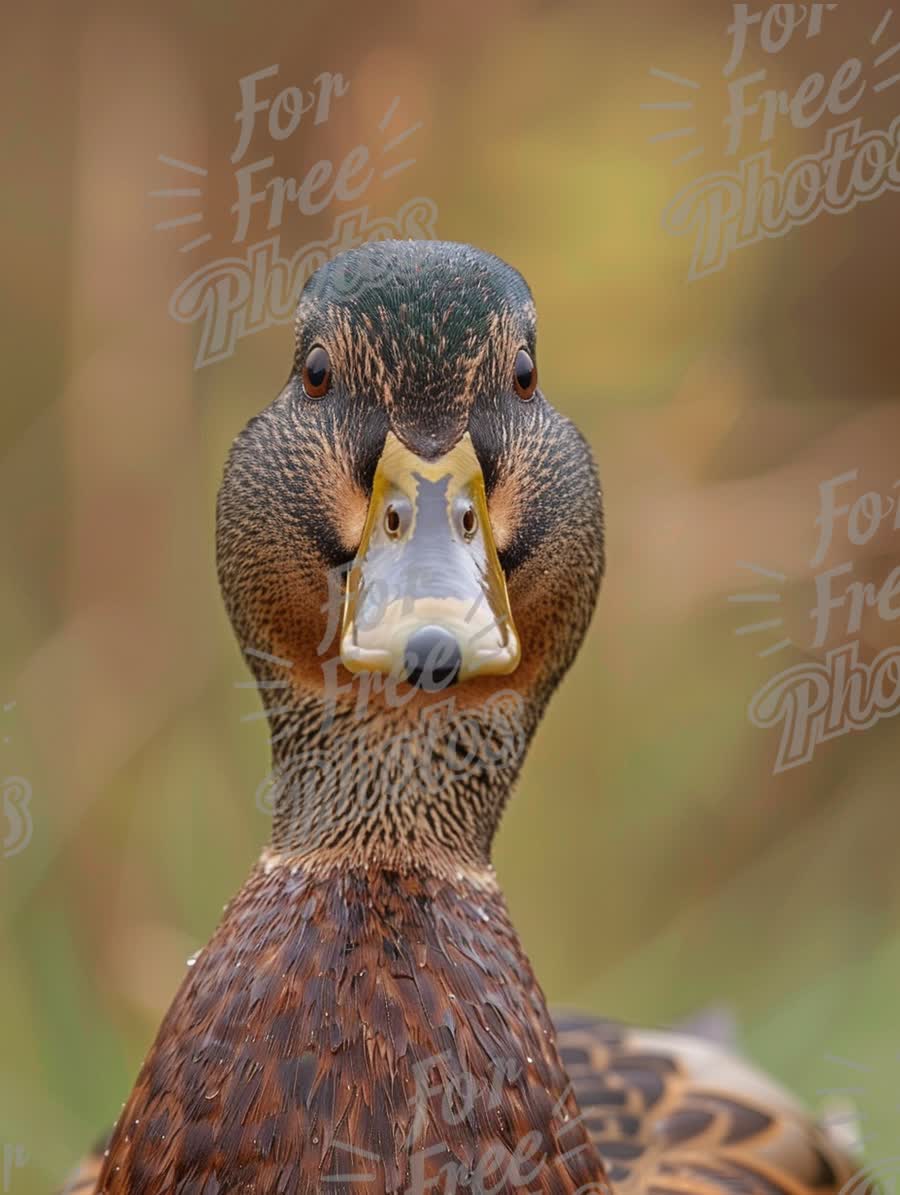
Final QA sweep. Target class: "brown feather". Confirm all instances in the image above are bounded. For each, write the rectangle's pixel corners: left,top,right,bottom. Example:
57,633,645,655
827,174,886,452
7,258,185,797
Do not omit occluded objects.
92,862,609,1194
556,1017,861,1195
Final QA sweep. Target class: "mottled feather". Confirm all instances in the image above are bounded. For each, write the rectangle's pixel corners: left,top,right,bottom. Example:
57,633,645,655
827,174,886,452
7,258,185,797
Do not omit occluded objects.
65,242,864,1195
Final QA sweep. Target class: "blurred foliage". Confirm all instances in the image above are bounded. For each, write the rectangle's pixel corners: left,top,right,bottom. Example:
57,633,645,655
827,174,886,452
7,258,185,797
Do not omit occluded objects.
2,2,899,1190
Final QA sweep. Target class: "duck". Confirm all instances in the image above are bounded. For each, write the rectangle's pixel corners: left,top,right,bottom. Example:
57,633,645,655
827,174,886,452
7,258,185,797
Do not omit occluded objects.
68,240,859,1195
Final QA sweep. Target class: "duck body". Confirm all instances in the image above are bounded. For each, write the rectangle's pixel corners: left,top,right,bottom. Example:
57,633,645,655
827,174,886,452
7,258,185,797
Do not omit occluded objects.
99,865,604,1194
77,241,858,1195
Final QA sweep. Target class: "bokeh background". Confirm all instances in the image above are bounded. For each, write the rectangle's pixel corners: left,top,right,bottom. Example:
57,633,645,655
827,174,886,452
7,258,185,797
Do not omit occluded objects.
2,1,900,1189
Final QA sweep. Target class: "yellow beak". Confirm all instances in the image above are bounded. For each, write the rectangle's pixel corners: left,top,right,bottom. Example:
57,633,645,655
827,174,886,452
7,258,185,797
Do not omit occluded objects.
340,432,521,691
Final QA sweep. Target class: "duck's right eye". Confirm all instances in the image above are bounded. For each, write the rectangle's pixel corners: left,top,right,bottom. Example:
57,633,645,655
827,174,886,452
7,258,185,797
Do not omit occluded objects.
302,346,331,398
513,348,537,401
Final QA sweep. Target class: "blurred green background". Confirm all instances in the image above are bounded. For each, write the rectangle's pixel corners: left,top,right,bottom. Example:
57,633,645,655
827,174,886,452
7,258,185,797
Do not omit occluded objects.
2,1,900,1189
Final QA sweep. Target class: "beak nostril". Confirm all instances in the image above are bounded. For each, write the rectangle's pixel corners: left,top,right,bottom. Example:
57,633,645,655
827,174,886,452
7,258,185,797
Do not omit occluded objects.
384,505,402,537
403,625,463,691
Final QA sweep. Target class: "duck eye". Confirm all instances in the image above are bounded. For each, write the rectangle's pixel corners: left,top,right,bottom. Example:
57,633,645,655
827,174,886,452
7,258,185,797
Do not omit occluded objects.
302,346,331,398
513,348,537,401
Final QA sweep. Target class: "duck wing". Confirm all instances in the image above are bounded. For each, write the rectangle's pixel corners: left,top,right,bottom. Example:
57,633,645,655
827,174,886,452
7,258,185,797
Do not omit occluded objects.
555,1014,861,1195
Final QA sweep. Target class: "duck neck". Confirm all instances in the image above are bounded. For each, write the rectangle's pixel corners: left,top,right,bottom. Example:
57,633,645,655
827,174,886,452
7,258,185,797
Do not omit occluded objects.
261,684,537,879
107,681,611,1190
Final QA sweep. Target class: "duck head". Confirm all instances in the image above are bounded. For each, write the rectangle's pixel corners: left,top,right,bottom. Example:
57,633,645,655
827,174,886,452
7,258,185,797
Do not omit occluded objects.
217,241,605,872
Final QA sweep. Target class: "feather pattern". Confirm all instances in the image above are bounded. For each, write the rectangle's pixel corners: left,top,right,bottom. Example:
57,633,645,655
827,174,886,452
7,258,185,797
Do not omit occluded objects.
556,1016,859,1195
88,864,608,1194
64,242,863,1195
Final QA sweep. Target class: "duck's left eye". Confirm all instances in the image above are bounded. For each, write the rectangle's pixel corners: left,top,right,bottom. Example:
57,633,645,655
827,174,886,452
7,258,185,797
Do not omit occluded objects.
513,349,537,401
302,346,331,398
